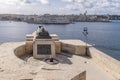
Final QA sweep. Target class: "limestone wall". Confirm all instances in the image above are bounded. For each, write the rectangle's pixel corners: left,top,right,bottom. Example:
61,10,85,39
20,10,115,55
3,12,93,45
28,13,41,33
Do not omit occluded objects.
13,38,120,80
14,44,26,57
25,34,34,54
89,47,120,80
71,71,86,80
25,41,33,54
54,41,61,53
60,40,91,56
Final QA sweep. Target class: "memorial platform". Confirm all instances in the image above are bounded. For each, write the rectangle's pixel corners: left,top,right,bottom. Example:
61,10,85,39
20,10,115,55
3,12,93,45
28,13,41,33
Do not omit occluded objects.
0,41,117,80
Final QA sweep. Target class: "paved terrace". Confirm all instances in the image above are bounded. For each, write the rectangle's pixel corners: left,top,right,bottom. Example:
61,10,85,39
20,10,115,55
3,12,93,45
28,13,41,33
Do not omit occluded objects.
0,42,116,80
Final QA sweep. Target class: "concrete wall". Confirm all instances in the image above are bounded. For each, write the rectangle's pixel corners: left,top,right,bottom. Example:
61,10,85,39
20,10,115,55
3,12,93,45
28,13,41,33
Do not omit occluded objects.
71,71,86,80
89,47,120,80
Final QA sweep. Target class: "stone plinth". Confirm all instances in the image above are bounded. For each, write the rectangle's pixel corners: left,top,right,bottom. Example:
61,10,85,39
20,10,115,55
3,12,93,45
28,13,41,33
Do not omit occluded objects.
26,34,61,54
26,34,34,54
26,34,34,41
50,34,59,41
33,39,55,59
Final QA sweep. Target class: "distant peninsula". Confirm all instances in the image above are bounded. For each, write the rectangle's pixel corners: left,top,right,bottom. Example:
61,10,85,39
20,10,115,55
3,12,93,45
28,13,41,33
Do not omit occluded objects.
0,14,120,24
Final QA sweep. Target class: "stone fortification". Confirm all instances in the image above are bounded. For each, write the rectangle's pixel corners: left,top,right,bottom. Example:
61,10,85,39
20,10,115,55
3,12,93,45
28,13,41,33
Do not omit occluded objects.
89,47,120,80
26,34,88,56
21,31,120,80
0,41,117,80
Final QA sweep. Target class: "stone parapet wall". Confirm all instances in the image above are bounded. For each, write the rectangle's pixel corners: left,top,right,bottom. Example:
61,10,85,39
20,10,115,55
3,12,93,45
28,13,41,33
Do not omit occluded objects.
17,39,89,57
25,41,33,54
54,41,61,53
26,34,90,56
14,44,26,57
60,40,91,56
89,47,120,80
71,71,86,80
26,34,34,54
26,35,90,56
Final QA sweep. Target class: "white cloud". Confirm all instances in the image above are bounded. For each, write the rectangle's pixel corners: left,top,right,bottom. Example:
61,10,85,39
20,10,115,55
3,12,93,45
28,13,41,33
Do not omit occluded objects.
0,0,50,14
62,0,91,3
0,0,20,5
62,0,73,2
22,0,49,4
61,0,120,14
0,0,49,5
39,0,49,4
62,0,120,8
0,0,119,14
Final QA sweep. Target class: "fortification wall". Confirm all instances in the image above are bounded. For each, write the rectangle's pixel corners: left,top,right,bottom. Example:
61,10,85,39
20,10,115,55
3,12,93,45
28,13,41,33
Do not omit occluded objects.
89,47,120,80
14,36,120,80
71,71,86,80
14,44,26,57
60,40,91,56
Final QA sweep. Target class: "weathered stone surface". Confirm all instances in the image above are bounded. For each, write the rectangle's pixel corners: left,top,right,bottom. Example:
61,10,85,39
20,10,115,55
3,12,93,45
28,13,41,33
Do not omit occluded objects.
71,71,86,80
54,41,61,54
25,41,33,54
60,40,91,55
0,42,117,80
33,39,55,59
14,43,26,57
89,47,120,80
26,34,34,41
26,33,60,55
50,34,59,41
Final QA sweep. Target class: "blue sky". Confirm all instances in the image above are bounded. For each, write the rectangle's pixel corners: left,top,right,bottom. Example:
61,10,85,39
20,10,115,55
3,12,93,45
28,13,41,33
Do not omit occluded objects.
0,0,120,15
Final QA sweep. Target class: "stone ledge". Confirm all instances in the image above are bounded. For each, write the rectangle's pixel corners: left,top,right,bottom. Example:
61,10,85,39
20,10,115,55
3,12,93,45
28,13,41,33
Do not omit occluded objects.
89,47,120,80
60,40,91,55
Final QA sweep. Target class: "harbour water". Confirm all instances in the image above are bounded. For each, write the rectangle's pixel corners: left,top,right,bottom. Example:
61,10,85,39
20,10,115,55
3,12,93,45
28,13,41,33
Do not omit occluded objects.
0,21,120,60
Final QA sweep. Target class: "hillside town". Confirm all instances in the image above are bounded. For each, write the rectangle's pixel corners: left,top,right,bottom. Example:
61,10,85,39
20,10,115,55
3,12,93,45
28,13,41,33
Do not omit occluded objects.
0,13,120,24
